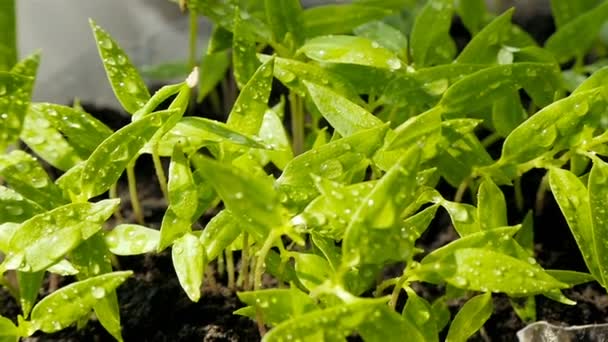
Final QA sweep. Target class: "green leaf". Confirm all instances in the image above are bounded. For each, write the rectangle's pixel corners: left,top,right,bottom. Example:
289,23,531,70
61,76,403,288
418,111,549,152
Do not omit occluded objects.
0,222,18,252
501,89,601,165
3,200,119,273
456,0,487,35
197,50,230,102
456,9,515,64
264,0,304,47
227,58,274,135
0,150,67,209
0,72,33,151
446,292,493,342
549,168,603,281
158,146,198,250
172,233,205,302
342,148,421,267
193,155,285,240
199,210,242,261
29,271,132,333
0,0,17,71
293,252,332,291
17,270,44,317
235,288,317,327
492,91,527,137
545,1,608,63
388,107,442,154
90,19,150,114
31,103,112,157
440,63,560,114
0,186,43,223
259,54,359,101
429,248,568,295
80,109,178,199
302,4,392,38
547,270,596,286
20,108,82,171
252,104,294,170
277,125,388,210
305,81,382,137
105,224,159,256
300,35,403,71
477,178,507,230
301,180,375,239
550,0,599,28
156,116,266,156
437,119,494,187
192,1,271,42
263,298,425,342
70,234,123,341
402,287,438,342
410,0,453,67
232,9,261,89
354,21,408,61
586,159,608,288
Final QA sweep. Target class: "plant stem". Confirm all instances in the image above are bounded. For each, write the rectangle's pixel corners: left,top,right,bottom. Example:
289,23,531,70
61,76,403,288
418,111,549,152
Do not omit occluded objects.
126,164,144,224
241,233,250,290
109,183,124,222
152,145,169,202
217,250,225,276
226,249,235,291
535,173,550,215
481,132,501,148
374,278,398,297
254,232,279,290
388,274,408,309
454,177,471,203
289,93,305,155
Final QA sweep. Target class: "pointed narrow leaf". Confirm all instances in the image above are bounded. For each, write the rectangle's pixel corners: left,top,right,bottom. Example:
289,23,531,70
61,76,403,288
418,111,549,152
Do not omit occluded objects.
17,271,44,317
232,10,260,89
227,58,274,135
0,72,32,151
0,186,43,223
264,0,304,47
410,0,453,67
354,21,408,61
545,2,608,63
5,199,119,272
198,50,230,102
90,19,150,113
432,248,568,295
80,109,177,199
31,103,112,156
0,150,67,209
300,35,402,70
20,108,82,171
30,271,132,333
277,125,388,210
172,233,205,302
456,9,515,64
193,155,285,239
293,252,332,291
477,178,507,230
236,288,316,327
199,210,242,261
305,81,382,137
550,0,598,28
456,0,487,35
0,0,17,70
446,292,493,342
302,4,392,38
105,224,159,256
403,287,438,342
586,159,608,287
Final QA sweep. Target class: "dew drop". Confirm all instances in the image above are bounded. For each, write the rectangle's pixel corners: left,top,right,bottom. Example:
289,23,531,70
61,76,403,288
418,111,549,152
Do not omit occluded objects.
116,55,127,65
91,286,106,299
0,84,6,96
422,79,449,96
234,192,244,199
453,276,469,287
387,58,402,71
100,38,113,49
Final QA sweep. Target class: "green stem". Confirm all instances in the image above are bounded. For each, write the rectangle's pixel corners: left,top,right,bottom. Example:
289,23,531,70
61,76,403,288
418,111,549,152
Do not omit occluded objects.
388,274,408,309
226,249,235,291
241,233,250,290
109,183,123,222
217,249,225,276
482,132,502,148
454,177,471,203
374,278,398,297
151,145,169,203
126,164,144,224
289,93,305,155
535,173,550,215
254,231,279,290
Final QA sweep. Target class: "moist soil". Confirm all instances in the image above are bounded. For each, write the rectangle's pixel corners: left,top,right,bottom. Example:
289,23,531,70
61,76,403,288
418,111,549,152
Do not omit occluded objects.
3,9,608,342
